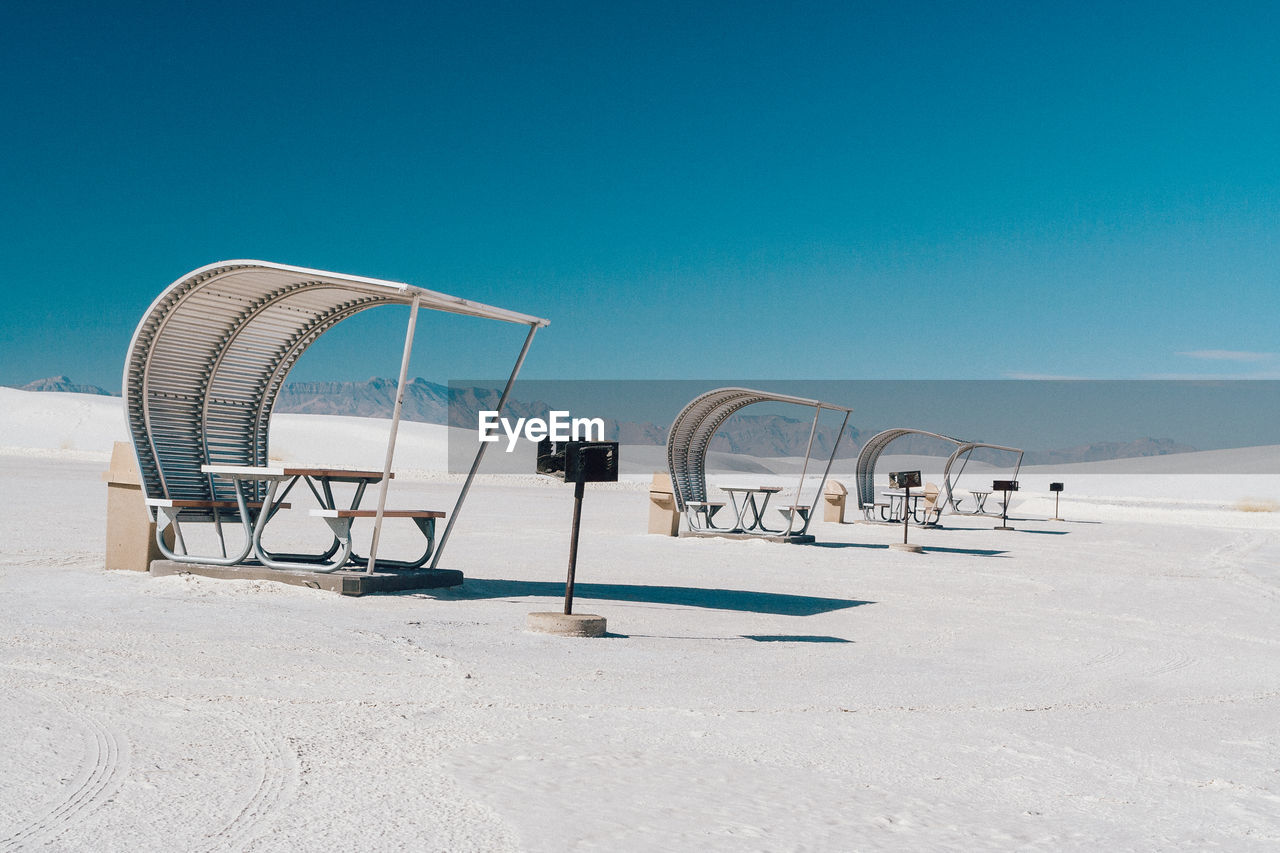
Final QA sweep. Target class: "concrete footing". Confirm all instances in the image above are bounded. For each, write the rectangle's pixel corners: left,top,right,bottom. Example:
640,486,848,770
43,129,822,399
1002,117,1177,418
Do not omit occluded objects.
994,525,1016,531
889,542,924,553
149,560,463,596
526,611,607,637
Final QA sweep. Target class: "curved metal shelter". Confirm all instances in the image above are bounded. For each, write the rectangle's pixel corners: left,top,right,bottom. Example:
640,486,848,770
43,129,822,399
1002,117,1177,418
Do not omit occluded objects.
666,387,852,536
854,428,1023,516
124,259,548,570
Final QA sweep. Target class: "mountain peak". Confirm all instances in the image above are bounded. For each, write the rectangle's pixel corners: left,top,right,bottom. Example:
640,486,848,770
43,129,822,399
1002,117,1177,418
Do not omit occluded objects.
19,376,114,395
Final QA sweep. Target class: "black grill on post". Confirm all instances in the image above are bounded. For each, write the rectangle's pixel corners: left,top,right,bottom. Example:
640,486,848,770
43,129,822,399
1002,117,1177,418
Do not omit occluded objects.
889,470,922,489
889,470,922,546
536,439,619,614
536,438,567,479
566,442,619,484
993,480,1019,530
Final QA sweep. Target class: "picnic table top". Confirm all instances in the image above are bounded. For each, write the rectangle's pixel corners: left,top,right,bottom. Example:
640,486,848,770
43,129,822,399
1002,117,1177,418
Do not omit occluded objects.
201,464,393,481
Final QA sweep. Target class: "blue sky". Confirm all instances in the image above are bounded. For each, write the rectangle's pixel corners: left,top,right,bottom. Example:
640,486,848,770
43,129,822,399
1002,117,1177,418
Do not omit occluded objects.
2,0,1279,392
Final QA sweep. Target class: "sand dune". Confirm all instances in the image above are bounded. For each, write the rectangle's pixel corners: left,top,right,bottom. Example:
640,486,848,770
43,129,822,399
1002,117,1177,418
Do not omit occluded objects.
2,387,1280,849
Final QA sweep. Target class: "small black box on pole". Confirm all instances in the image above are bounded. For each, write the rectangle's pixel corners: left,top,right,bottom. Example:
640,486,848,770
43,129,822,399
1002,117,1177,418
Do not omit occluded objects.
889,470,922,489
993,480,1019,530
537,438,619,483
1049,481,1064,521
565,441,619,483
536,437,567,478
888,470,924,552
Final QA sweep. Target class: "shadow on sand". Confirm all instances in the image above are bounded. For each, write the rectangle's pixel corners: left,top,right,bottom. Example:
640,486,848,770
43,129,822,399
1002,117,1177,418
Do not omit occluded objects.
812,542,1009,557
922,523,1072,536
423,579,872,616
999,528,1070,536
601,632,855,642
741,634,853,643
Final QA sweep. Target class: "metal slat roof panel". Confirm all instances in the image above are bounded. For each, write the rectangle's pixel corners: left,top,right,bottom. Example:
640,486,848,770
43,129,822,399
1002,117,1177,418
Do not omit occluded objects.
124,260,548,502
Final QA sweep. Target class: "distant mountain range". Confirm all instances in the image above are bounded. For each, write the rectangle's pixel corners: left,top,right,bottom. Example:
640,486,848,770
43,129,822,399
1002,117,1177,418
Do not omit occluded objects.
274,377,1198,463
15,375,1200,463
275,377,857,457
276,373,849,450
1020,437,1197,465
276,377,673,446
20,375,115,395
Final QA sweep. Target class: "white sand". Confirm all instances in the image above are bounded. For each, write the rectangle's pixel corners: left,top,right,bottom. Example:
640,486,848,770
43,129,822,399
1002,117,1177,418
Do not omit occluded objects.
2,389,1279,850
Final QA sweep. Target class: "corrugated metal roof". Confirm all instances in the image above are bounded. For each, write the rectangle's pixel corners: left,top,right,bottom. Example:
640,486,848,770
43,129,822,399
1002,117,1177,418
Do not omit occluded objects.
124,260,548,506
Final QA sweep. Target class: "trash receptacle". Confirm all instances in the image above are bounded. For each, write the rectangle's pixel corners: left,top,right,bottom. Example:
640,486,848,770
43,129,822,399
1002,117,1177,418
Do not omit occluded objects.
648,472,681,536
822,479,848,523
102,441,168,571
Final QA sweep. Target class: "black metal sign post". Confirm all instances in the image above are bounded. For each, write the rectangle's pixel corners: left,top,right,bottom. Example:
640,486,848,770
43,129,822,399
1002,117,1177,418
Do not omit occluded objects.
1050,482,1064,521
528,438,619,636
564,478,585,615
902,483,911,544
993,479,1019,530
888,470,923,552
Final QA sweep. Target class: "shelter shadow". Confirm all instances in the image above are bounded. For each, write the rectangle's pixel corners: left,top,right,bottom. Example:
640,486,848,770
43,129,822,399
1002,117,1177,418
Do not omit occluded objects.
425,579,872,616
1004,528,1070,536
812,542,1008,557
742,634,853,643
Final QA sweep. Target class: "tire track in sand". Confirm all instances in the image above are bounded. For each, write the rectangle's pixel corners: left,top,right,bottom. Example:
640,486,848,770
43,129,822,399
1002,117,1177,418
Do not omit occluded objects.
1146,648,1194,677
1209,532,1277,600
194,708,298,852
0,693,127,851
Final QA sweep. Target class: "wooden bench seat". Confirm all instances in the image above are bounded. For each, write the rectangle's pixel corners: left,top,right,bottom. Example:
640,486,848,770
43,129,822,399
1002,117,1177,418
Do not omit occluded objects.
776,504,811,524
307,509,445,570
146,499,289,510
145,498,289,568
309,509,444,519
684,500,732,532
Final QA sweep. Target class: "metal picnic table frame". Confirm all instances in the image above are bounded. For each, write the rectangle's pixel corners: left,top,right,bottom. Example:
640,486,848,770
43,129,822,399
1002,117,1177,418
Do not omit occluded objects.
881,488,923,523
720,485,786,533
203,465,442,572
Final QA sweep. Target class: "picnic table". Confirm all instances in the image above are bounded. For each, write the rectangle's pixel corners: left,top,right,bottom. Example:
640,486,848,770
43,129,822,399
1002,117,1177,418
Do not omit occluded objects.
966,489,993,514
882,488,926,523
198,465,442,572
720,485,785,533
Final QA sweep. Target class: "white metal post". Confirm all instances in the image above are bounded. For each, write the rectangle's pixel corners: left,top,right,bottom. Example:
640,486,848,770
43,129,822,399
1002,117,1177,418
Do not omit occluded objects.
430,323,539,569
786,405,824,537
365,295,421,574
806,408,850,534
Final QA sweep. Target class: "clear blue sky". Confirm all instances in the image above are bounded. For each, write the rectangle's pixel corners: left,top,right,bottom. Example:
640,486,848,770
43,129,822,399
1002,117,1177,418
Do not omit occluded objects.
3,0,1278,392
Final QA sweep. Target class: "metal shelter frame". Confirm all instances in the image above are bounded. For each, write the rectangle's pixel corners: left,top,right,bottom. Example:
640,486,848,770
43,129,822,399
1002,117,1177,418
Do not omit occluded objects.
665,387,853,537
854,428,1024,517
123,259,549,572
